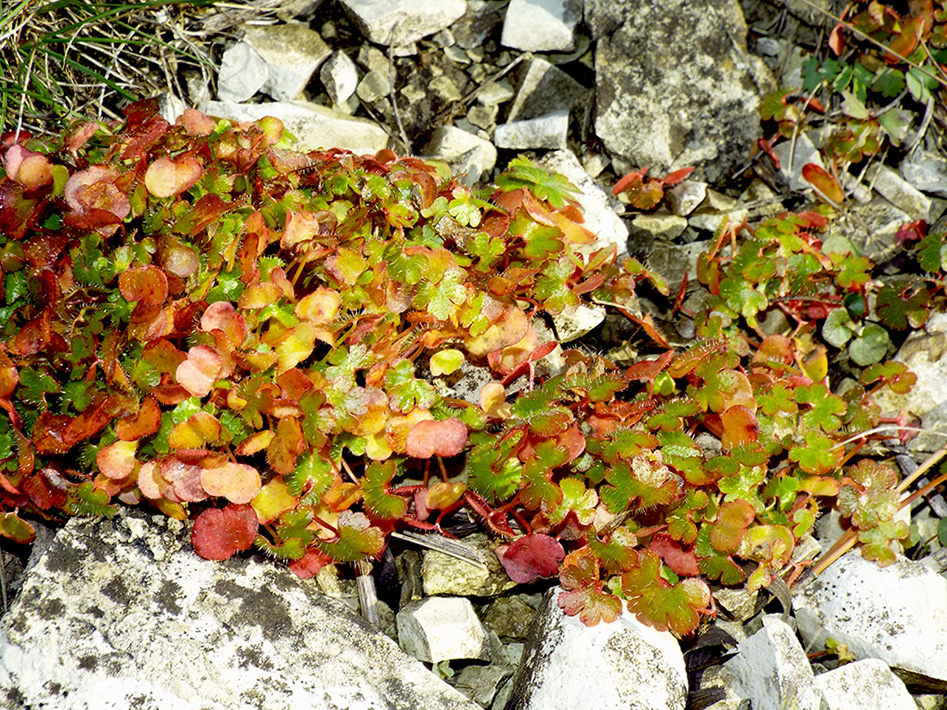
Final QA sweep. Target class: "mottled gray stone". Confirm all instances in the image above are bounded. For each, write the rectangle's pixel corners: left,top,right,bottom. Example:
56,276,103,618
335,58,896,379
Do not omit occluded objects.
500,0,582,52
0,509,479,710
321,50,360,105
590,0,774,182
505,588,687,710
397,597,489,664
338,0,467,46
815,659,915,710
494,111,569,150
244,23,331,101
794,552,947,687
507,57,587,123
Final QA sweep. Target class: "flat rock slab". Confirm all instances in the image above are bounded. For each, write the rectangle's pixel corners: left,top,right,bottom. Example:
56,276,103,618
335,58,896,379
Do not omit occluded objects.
0,509,479,710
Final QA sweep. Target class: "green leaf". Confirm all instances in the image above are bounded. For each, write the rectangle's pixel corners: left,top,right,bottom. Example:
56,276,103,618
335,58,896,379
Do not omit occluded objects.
558,547,622,626
362,460,408,519
385,359,437,413
534,259,579,314
316,511,385,562
796,384,846,431
789,431,842,474
718,279,768,320
823,308,856,348
621,549,710,635
465,431,523,502
510,390,573,436
19,366,59,408
877,284,930,330
495,156,579,209
520,440,567,511
849,323,891,366
600,457,682,514
695,527,746,585
287,451,334,498
546,477,597,527
413,267,466,320
467,232,505,273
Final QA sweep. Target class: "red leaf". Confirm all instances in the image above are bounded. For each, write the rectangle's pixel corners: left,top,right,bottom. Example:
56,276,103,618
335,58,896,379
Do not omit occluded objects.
801,164,845,204
661,166,695,186
405,418,468,458
612,166,648,195
497,534,565,583
191,504,259,560
289,548,333,579
648,533,699,577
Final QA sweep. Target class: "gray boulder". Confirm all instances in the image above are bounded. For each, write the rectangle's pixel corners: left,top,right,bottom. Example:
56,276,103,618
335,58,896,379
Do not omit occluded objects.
0,509,479,710
588,0,774,183
338,0,467,46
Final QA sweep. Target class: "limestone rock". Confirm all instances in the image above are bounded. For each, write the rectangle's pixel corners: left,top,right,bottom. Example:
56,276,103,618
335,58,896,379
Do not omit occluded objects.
793,552,947,688
202,100,389,153
724,615,822,710
590,0,773,183
867,163,932,222
536,149,629,258
501,0,582,53
218,41,269,103
494,111,570,150
666,180,707,216
321,50,360,105
507,57,587,123
338,0,467,46
243,23,331,101
397,597,489,664
0,509,480,710
814,658,916,710
628,214,688,241
422,534,516,597
900,148,947,198
423,125,497,185
504,588,688,710
551,304,606,343
772,132,825,192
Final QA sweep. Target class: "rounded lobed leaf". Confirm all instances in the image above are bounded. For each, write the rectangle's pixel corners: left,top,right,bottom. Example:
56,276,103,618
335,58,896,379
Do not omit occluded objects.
497,534,565,583
96,440,138,480
119,265,169,306
405,418,468,458
710,500,756,553
191,504,259,560
145,156,203,198
200,462,262,504
176,345,223,398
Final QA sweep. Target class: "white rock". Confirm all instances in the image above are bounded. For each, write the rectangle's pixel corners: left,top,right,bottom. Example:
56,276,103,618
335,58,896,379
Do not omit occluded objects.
724,615,822,710
217,41,269,103
356,69,391,103
477,79,515,107
666,181,707,216
338,0,467,46
202,100,389,153
494,111,570,150
156,93,186,125
793,552,947,684
772,132,825,193
501,0,582,52
0,509,480,710
536,149,629,258
321,50,360,105
397,597,489,664
900,149,947,198
243,23,331,101
423,125,497,185
688,208,749,233
552,304,606,343
629,214,688,241
867,163,932,222
507,57,587,123
814,659,915,710
505,588,688,710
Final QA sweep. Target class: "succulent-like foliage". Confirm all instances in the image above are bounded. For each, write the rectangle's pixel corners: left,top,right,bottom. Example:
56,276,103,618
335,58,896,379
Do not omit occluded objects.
0,99,938,636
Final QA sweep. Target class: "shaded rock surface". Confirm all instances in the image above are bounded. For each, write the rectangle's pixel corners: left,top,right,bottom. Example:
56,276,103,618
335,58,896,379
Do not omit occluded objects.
588,0,773,182
0,509,479,710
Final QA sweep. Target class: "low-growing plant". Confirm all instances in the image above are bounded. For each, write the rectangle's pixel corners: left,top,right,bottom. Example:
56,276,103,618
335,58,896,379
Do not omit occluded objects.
0,99,936,635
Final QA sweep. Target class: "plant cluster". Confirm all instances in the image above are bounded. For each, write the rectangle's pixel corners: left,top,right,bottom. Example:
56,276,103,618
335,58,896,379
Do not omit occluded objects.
0,100,939,635
760,0,947,184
